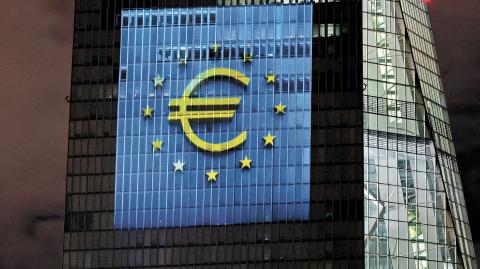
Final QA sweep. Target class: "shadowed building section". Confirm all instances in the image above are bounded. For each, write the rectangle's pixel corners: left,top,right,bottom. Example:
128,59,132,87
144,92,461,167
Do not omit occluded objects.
63,0,475,268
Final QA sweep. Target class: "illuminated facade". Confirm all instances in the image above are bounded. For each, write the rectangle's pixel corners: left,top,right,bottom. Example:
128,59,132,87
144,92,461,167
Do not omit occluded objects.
64,0,476,268
115,5,312,229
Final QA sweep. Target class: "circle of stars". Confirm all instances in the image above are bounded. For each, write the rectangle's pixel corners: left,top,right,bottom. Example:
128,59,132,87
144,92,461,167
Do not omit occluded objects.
143,48,290,183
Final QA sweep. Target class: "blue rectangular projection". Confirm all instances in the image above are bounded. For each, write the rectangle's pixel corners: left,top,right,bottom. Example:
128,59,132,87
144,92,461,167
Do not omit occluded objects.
115,4,312,229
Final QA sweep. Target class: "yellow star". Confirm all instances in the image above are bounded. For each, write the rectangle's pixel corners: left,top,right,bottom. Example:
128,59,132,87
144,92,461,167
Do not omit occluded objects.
265,73,276,84
206,170,219,182
142,106,154,118
263,132,276,147
211,42,221,55
274,103,287,114
243,52,253,63
239,156,253,169
152,76,164,89
151,139,163,152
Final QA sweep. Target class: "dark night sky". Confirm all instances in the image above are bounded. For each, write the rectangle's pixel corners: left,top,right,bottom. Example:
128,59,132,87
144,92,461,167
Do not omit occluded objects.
0,0,478,268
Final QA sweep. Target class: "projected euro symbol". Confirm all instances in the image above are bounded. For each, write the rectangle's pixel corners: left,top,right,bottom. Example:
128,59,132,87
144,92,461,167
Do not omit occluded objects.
168,68,250,152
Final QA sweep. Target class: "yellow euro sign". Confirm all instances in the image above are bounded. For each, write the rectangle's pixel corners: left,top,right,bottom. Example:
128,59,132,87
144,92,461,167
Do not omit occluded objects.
168,68,250,152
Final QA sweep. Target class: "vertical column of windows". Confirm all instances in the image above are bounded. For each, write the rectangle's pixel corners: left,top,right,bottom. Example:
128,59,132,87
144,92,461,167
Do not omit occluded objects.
362,0,467,268
398,0,477,267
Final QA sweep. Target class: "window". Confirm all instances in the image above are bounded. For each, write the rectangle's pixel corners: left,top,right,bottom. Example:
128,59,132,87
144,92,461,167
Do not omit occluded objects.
194,47,202,60
210,12,216,24
173,13,179,25
180,14,187,25
195,14,202,24
164,49,172,61
151,15,157,26
120,68,127,80
202,13,208,24
224,46,231,58
122,16,128,27
319,23,340,37
129,15,135,27
158,15,164,26
157,48,163,61
144,15,150,26
178,47,188,63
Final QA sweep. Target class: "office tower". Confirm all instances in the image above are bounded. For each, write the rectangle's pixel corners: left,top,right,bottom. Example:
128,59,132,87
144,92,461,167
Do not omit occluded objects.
64,0,476,268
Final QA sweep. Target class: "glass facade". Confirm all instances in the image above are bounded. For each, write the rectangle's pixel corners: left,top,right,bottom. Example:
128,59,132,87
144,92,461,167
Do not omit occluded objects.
64,0,474,268
115,5,312,229
363,0,476,268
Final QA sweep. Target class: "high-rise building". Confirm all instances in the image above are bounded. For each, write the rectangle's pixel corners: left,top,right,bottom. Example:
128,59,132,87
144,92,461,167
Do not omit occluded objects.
64,0,476,268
